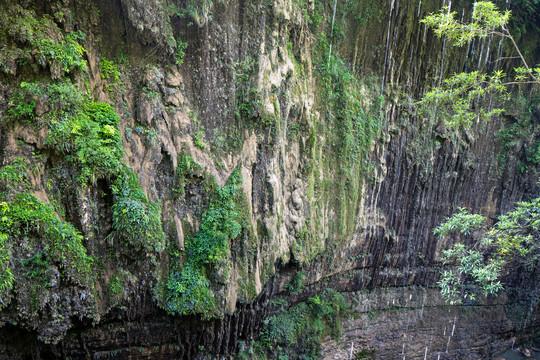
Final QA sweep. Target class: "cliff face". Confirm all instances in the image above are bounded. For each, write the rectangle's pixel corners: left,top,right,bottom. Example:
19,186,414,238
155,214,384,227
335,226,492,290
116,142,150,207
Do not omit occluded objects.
0,0,538,359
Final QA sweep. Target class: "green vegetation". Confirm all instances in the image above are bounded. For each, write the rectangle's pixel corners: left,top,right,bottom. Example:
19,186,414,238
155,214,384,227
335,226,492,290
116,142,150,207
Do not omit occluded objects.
0,4,86,76
0,193,94,287
100,58,120,82
234,56,262,122
164,169,248,318
194,127,207,149
168,0,221,27
46,100,124,184
100,58,120,91
173,154,202,198
237,290,348,359
173,39,188,66
7,79,164,254
0,230,14,310
435,200,540,304
0,158,30,189
498,93,540,171
286,271,306,295
419,1,540,128
314,46,383,241
421,1,540,307
110,171,165,253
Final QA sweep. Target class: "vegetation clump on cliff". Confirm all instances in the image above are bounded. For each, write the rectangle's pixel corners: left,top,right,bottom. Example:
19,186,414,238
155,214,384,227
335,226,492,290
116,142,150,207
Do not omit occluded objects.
164,168,249,318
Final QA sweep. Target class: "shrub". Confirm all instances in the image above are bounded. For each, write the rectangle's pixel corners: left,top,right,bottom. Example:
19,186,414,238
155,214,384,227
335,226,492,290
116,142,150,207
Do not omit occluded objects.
110,171,165,253
164,168,248,317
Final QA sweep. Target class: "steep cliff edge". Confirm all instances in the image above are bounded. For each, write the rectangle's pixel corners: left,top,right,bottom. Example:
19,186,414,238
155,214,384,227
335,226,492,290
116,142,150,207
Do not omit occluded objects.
0,0,538,359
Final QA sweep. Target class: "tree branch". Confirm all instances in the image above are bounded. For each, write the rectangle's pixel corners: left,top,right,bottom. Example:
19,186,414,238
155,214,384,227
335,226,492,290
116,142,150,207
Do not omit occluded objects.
502,25,540,83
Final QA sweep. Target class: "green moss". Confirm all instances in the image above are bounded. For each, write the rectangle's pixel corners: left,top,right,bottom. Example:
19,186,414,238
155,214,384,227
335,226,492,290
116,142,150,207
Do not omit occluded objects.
313,53,383,241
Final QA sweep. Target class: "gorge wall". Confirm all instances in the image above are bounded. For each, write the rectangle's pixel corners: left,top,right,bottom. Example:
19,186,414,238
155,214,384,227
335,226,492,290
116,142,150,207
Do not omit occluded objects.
0,0,539,359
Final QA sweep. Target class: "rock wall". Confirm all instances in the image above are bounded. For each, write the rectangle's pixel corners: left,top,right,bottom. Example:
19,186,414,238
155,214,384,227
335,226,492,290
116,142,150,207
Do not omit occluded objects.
0,0,538,359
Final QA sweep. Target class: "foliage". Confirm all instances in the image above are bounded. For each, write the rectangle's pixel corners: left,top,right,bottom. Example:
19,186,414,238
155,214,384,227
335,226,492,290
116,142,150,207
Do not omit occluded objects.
418,71,507,128
173,154,202,198
423,2,511,46
286,271,306,295
169,0,221,27
435,200,540,304
165,262,214,315
46,100,124,184
0,229,14,309
100,58,120,82
35,31,87,73
110,171,165,253
173,39,188,66
234,56,262,122
0,193,94,287
194,127,207,150
9,81,121,182
100,58,120,91
253,289,348,359
419,1,540,128
0,158,30,189
164,169,247,318
7,80,165,254
0,5,86,76
434,207,485,237
8,81,84,124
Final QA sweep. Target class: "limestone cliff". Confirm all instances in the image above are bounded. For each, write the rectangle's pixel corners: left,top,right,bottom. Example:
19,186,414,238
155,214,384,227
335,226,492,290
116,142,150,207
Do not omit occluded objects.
0,0,538,359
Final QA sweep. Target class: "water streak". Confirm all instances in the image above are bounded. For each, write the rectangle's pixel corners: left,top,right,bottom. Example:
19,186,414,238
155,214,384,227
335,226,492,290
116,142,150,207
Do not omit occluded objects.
381,0,396,93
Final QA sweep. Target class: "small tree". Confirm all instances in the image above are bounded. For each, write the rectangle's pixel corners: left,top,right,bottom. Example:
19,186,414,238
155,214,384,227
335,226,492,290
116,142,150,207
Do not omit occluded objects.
419,1,540,128
421,2,540,304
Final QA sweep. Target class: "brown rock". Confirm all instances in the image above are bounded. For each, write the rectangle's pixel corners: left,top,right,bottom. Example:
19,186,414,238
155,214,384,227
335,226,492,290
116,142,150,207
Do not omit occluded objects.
165,69,182,87
137,98,155,125
520,347,532,357
33,96,49,116
165,92,184,107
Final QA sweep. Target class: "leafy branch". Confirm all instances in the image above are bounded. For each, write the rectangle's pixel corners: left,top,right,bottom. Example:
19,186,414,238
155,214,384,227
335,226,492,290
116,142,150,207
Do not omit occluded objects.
435,200,540,304
419,1,540,128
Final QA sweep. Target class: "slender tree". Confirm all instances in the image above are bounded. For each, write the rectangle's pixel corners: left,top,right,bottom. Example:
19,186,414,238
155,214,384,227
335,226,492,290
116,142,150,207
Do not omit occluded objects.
419,1,540,128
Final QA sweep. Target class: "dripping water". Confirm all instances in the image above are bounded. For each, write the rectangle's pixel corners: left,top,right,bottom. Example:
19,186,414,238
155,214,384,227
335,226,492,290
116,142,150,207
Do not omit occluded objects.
437,1,452,88
381,0,396,94
483,31,494,68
